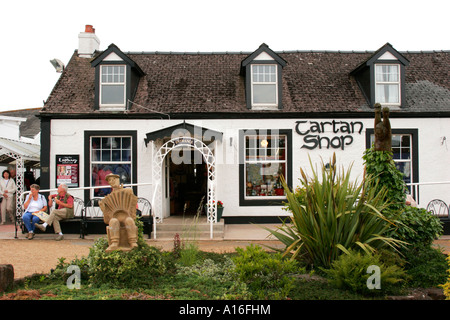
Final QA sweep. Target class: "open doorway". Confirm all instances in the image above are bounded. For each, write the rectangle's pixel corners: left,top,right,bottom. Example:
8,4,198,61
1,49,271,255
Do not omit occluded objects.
169,149,207,216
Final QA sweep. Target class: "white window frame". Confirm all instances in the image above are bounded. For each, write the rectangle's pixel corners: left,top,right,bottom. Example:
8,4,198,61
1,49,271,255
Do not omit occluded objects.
391,134,413,188
375,64,401,106
369,133,413,188
251,64,278,108
100,65,126,110
244,133,287,200
90,135,133,198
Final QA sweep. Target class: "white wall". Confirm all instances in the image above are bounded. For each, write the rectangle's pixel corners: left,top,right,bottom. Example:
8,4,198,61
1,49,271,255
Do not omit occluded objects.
49,116,450,218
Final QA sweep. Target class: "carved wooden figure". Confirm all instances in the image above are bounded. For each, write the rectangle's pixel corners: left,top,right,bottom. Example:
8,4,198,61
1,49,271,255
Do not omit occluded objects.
99,174,138,252
374,103,392,152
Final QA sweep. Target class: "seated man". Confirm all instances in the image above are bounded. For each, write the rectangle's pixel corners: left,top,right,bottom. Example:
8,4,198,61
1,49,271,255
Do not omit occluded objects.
35,183,74,240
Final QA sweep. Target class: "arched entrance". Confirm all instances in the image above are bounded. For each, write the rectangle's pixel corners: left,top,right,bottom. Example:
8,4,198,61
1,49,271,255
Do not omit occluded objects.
152,136,217,229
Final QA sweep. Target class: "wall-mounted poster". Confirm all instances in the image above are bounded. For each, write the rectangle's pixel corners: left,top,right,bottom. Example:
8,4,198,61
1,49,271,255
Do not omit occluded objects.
56,155,79,188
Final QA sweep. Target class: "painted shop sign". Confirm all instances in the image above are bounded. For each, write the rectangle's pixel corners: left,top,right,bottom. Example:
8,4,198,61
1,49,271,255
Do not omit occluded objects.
295,120,364,150
173,137,195,146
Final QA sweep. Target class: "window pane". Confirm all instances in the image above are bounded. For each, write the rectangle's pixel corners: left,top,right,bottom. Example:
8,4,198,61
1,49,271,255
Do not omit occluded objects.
392,135,401,148
253,84,276,104
395,162,411,184
101,65,125,83
92,137,101,149
112,150,121,161
112,137,121,149
92,150,100,161
246,162,286,197
122,150,131,161
101,150,111,161
375,84,399,104
92,163,132,197
102,137,111,149
122,137,131,149
252,65,276,83
101,84,125,105
376,65,399,82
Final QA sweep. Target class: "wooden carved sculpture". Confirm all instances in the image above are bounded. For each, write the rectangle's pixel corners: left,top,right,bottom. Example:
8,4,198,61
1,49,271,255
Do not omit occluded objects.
99,174,138,252
374,103,392,152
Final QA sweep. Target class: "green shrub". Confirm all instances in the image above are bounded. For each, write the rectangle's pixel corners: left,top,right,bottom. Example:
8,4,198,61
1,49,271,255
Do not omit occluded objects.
50,256,90,283
232,244,302,299
391,207,443,248
441,255,450,299
362,147,406,212
322,249,407,296
88,237,167,288
403,244,448,288
269,154,403,268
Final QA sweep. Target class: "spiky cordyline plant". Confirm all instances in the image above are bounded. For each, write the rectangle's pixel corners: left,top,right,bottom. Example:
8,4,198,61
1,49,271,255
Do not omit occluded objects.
266,153,404,268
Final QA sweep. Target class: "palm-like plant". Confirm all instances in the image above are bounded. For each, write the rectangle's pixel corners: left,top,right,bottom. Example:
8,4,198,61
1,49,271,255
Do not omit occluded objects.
267,154,404,268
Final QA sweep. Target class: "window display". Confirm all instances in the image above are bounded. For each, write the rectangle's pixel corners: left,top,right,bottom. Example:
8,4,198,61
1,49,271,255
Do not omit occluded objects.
244,134,287,198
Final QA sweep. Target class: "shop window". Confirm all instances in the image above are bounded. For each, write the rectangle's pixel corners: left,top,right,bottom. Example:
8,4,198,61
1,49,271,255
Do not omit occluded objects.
239,129,292,206
366,129,418,193
84,131,137,200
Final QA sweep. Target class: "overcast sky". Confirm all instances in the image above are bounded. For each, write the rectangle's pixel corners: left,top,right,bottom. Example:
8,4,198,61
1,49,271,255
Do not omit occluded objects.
0,0,448,113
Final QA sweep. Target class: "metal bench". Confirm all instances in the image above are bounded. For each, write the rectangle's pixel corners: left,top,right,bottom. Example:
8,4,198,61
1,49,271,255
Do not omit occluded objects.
18,196,85,238
426,199,449,219
137,197,153,238
83,197,104,235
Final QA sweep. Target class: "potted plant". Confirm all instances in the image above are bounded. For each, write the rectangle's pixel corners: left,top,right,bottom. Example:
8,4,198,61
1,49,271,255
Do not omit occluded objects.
205,200,224,222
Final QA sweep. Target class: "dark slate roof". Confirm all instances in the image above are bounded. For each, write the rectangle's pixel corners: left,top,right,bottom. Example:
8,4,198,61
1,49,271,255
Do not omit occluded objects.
41,47,450,116
0,108,41,138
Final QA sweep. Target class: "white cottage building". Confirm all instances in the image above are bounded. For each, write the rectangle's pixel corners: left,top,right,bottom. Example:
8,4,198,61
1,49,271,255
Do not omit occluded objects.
39,26,450,237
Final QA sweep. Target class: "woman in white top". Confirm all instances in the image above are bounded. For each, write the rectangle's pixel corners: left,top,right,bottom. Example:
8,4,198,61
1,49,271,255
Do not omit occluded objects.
23,184,47,239
0,170,16,224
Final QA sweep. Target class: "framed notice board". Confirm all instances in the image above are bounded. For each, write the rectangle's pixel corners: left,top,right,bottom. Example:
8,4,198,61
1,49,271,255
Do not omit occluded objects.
56,155,79,188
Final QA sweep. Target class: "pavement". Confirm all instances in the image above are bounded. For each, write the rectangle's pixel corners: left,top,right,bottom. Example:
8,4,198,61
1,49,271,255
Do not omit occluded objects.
0,221,287,252
1,221,450,251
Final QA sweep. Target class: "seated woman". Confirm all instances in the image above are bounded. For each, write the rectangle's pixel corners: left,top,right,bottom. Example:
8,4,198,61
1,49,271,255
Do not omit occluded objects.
22,184,48,240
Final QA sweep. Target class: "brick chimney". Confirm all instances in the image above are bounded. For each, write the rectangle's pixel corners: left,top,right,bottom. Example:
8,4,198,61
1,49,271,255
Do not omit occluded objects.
78,25,100,58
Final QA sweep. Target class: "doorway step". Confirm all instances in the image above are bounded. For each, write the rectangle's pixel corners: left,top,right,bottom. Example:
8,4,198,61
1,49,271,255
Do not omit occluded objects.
154,216,224,240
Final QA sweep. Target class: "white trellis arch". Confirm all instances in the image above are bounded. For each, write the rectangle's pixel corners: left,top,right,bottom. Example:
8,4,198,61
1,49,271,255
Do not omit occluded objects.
0,151,24,216
152,136,217,231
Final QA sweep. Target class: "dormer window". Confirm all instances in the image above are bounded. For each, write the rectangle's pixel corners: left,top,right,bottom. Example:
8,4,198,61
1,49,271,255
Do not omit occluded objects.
375,64,400,105
91,44,144,111
100,65,126,107
351,43,409,108
241,44,287,110
251,64,278,107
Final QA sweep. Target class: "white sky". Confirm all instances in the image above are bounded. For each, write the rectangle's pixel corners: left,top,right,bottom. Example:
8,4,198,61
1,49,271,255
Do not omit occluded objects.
0,0,448,112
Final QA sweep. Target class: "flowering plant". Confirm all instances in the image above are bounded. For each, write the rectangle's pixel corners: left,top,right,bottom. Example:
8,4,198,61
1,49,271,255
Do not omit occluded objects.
214,200,224,208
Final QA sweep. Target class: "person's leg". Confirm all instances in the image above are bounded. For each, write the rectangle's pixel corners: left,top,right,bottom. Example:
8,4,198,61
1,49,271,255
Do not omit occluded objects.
37,209,65,235
5,197,14,222
0,201,5,224
22,212,33,232
30,215,40,232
